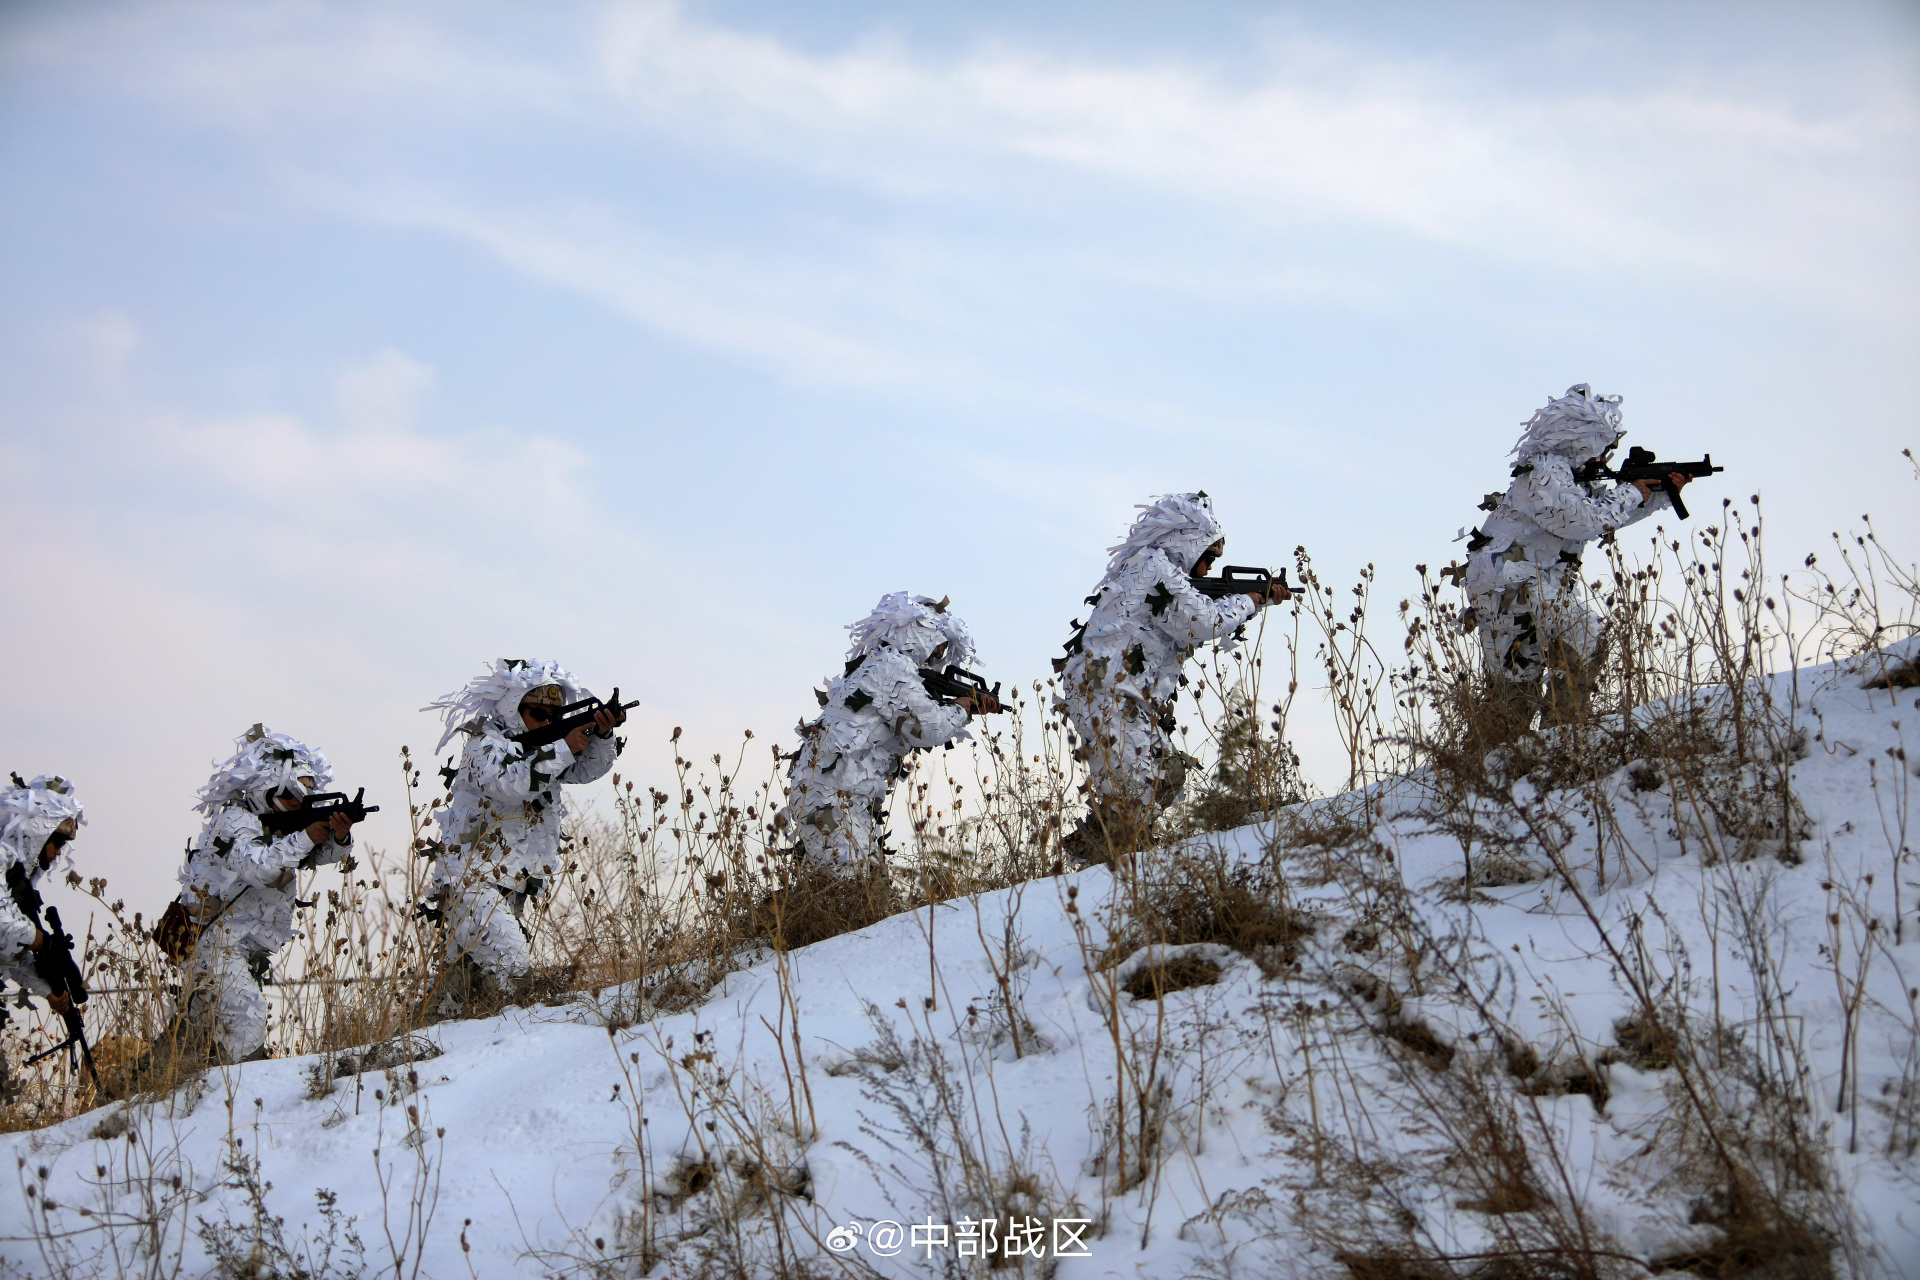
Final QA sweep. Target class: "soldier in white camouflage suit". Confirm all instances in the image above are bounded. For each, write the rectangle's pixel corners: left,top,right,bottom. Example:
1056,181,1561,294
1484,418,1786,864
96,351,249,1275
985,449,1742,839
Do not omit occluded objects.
778,593,1000,873
1460,384,1691,722
424,659,625,998
1058,493,1287,856
169,727,360,1062
1,774,85,1087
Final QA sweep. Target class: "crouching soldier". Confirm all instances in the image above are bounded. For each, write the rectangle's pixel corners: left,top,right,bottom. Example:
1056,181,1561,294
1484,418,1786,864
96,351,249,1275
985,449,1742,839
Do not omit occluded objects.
1460,384,1690,728
1058,493,1288,861
1,774,85,1094
163,726,360,1063
777,593,1000,874
423,659,625,1006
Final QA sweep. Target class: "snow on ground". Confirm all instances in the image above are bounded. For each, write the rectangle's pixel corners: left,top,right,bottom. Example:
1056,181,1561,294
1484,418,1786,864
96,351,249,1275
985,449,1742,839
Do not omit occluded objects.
4,643,1918,1278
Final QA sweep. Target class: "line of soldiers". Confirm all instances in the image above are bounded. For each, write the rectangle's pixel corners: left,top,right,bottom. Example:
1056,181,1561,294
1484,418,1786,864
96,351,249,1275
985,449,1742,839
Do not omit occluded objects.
2,383,1699,1070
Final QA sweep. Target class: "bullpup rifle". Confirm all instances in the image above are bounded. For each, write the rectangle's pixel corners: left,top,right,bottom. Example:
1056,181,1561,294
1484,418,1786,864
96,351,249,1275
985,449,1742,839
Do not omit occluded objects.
258,787,381,838
509,690,639,750
1188,565,1298,601
920,666,1004,711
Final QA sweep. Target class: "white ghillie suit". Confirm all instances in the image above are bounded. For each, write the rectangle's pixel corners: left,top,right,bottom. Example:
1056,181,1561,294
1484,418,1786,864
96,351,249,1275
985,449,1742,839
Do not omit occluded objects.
425,659,619,982
0,775,83,1004
779,593,980,871
1462,384,1668,685
1060,493,1258,811
175,726,350,1062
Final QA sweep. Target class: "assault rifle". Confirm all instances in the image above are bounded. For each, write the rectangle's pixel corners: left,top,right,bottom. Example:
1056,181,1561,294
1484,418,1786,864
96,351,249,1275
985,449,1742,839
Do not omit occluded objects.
259,787,381,838
920,666,1004,711
1188,565,1298,601
509,690,639,750
4,865,102,1092
1574,446,1724,520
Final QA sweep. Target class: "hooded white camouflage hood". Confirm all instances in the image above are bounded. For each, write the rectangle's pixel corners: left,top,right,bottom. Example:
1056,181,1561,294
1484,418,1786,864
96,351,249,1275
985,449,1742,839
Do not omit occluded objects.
1105,492,1225,578
425,658,586,753
846,592,976,672
194,725,334,817
0,773,84,879
1511,384,1625,466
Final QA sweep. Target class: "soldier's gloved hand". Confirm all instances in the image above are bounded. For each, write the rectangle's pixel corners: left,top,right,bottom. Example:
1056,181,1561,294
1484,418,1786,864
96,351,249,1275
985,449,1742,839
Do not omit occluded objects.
958,693,1003,715
565,724,592,754
326,811,354,842
1634,471,1691,501
46,991,70,1016
591,705,624,738
1264,581,1293,605
305,819,332,845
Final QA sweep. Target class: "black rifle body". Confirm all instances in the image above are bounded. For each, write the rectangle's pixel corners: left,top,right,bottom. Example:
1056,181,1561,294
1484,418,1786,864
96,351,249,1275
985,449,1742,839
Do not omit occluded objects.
920,666,1003,708
509,689,640,750
1575,446,1723,520
1188,565,1297,601
258,786,381,838
4,864,102,1090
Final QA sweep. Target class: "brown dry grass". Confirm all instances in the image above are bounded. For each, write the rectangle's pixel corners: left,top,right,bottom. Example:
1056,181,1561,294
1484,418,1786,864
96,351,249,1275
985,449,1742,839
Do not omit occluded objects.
1102,846,1312,978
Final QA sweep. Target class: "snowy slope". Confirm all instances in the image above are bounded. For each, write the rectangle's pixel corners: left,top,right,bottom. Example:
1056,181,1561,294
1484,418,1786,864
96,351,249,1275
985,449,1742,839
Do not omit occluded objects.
4,644,1917,1279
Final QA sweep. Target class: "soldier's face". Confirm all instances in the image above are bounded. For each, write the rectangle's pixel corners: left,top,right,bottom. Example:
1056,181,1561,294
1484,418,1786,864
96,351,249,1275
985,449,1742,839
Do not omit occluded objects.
1193,541,1225,575
272,777,317,812
39,822,76,869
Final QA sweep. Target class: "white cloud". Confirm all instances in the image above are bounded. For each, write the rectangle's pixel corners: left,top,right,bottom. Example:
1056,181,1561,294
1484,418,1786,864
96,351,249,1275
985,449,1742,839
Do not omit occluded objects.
66,310,143,387
13,0,1913,375
139,349,593,546
587,3,1917,303
337,346,434,433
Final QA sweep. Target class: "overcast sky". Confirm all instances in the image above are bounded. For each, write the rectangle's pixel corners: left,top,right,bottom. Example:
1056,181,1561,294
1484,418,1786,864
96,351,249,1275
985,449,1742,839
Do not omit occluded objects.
3,0,1916,919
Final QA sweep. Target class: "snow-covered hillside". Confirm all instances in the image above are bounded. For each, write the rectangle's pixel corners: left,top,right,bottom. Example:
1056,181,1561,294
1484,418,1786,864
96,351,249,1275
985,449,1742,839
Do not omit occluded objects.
5,643,1917,1279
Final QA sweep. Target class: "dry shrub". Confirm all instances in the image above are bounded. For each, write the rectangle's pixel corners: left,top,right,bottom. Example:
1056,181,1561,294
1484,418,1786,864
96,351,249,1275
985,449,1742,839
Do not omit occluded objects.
1610,1011,1681,1072
745,862,896,953
1105,846,1311,977
1122,955,1222,1001
1650,1214,1831,1280
1336,1251,1459,1280
1178,689,1312,835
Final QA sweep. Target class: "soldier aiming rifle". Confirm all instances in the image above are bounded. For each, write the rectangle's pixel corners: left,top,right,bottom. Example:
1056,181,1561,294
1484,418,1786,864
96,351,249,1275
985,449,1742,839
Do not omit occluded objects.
1457,384,1699,731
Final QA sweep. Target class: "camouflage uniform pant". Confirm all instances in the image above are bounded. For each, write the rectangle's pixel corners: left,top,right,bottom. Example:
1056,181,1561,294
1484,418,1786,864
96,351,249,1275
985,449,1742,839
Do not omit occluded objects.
1473,581,1607,724
1064,689,1191,815
443,878,534,982
181,924,271,1063
791,794,888,872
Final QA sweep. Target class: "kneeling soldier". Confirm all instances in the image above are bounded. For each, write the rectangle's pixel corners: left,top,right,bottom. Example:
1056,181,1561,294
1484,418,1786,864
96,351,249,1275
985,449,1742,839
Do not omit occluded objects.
778,593,999,874
1460,384,1690,726
424,659,625,1004
1058,493,1287,859
169,727,360,1063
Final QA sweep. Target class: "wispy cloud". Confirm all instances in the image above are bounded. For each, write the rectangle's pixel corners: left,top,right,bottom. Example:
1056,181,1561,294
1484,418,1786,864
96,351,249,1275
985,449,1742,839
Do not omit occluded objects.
12,0,1913,398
